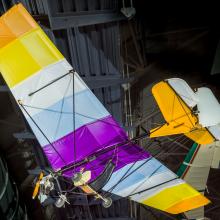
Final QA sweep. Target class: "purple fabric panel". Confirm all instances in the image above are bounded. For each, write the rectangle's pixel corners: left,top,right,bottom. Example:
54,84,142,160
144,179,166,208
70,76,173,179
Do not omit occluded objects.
77,143,150,181
43,115,150,180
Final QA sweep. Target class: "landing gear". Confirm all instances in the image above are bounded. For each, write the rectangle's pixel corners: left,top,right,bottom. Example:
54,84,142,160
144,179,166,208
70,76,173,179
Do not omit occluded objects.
32,173,70,208
55,194,69,208
73,171,113,208
102,197,112,208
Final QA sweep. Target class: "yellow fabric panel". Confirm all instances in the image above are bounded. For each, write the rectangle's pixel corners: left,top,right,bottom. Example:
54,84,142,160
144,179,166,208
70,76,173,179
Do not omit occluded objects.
152,81,197,126
150,123,192,138
150,81,198,138
0,38,41,88
166,194,210,214
0,3,38,39
0,28,63,88
20,28,64,68
141,183,209,214
0,20,16,48
185,128,214,145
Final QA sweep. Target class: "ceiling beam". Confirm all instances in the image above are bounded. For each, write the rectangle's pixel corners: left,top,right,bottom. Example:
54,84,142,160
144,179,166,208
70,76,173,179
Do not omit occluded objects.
83,75,133,89
45,0,125,29
48,12,125,30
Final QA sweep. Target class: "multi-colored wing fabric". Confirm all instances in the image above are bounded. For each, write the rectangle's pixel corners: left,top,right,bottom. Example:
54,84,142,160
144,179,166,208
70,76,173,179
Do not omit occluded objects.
150,78,220,144
0,4,210,214
177,141,220,219
103,157,209,214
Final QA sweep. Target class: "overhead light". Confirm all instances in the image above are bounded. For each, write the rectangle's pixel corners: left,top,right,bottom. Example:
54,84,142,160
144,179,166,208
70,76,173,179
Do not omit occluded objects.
121,0,136,19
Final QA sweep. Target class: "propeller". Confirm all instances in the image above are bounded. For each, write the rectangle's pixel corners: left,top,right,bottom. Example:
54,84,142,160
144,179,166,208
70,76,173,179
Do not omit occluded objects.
32,172,44,199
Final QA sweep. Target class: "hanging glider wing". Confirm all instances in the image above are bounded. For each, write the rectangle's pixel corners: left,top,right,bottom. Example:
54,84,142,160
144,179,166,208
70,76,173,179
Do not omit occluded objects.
177,141,220,219
0,4,210,214
150,78,220,144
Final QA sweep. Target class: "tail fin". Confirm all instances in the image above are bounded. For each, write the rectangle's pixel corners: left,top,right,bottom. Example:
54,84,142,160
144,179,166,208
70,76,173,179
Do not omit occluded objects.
150,81,214,144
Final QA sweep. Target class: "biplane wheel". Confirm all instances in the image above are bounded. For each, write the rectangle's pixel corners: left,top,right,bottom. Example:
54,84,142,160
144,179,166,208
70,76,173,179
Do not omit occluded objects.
102,197,112,208
54,195,66,208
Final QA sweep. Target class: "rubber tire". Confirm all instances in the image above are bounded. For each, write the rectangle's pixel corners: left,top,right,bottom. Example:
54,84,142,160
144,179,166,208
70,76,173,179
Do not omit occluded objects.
102,197,112,208
54,196,65,208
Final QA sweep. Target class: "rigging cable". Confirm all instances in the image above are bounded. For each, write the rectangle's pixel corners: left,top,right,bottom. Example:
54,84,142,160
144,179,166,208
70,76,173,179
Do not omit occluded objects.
53,74,72,140
103,133,185,197
18,101,67,166
21,104,124,130
72,71,77,173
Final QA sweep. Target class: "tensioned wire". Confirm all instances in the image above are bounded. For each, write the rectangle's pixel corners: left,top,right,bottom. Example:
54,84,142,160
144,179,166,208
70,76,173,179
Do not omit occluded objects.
21,102,196,132
72,71,77,173
20,101,188,199
102,135,185,197
18,75,194,195
103,142,181,198
19,102,67,166
62,135,181,196
20,77,199,133
103,134,189,196
19,99,187,171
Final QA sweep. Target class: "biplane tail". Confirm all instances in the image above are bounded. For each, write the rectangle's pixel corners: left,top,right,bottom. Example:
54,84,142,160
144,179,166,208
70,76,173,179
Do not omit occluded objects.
150,79,220,145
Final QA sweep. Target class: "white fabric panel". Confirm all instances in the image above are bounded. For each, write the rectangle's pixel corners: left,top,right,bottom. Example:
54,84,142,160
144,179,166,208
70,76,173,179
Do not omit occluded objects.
23,90,110,146
197,87,220,127
167,78,198,107
10,59,110,146
103,158,178,200
211,141,220,168
208,124,220,140
131,179,183,203
11,59,87,116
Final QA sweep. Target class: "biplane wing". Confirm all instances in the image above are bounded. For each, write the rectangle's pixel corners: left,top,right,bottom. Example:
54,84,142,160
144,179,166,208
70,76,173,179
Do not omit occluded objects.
0,4,210,215
150,79,220,144
209,124,220,141
196,87,220,127
177,141,220,219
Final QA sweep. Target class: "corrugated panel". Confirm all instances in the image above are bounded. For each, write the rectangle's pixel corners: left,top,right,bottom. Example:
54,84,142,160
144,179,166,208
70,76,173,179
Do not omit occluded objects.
0,0,123,122
50,23,122,121
15,0,118,16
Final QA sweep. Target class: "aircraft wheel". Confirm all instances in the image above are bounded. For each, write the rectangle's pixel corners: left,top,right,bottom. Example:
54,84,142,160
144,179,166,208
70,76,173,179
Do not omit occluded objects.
102,197,112,208
55,195,66,208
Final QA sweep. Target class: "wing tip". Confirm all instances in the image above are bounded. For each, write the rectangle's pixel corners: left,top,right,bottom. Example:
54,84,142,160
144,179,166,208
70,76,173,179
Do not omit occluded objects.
165,194,210,214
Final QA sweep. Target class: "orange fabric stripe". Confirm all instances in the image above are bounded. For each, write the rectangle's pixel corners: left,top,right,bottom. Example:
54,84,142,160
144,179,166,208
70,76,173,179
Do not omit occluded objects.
80,185,95,194
0,3,38,48
165,194,210,214
0,28,64,88
0,20,16,48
